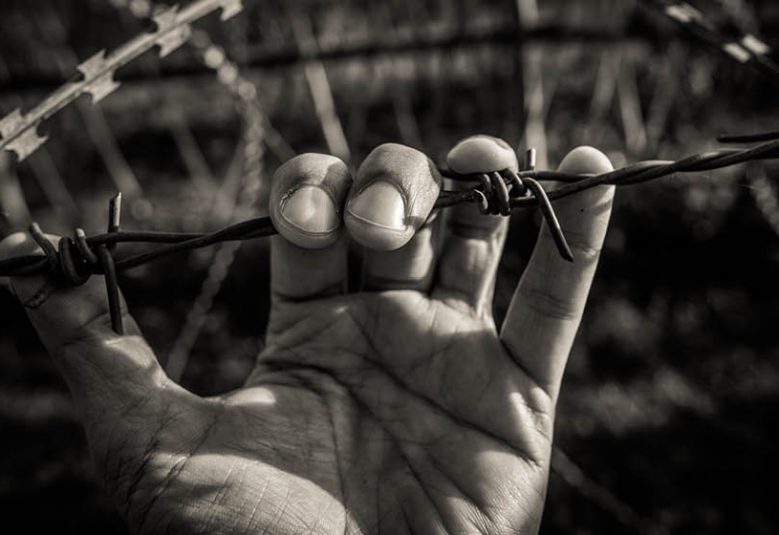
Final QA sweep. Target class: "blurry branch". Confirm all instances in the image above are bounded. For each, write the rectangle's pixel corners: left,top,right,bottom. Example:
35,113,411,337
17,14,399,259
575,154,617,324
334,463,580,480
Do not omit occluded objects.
584,1,632,146
552,447,668,535
638,0,779,84
515,0,550,169
291,12,351,162
166,88,267,382
584,50,622,143
161,4,284,380
208,136,248,225
167,109,218,190
391,60,424,150
716,0,759,32
184,30,295,165
77,101,146,199
186,27,294,163
645,44,680,152
376,2,424,149
26,147,79,223
165,239,241,381
617,54,648,155
0,24,668,95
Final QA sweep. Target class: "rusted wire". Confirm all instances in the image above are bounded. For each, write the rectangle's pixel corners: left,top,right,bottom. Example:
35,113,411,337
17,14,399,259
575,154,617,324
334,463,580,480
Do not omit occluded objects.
2,133,779,333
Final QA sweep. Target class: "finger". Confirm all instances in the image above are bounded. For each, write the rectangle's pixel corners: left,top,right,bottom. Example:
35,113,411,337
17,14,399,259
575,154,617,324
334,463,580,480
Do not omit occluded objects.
268,153,352,300
344,143,442,290
434,135,518,316
500,146,615,400
0,232,178,428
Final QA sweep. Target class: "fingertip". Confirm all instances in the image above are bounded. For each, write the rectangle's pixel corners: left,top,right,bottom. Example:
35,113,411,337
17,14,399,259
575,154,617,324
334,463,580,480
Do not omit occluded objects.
345,143,440,251
345,181,411,251
0,231,33,259
555,146,616,212
557,146,613,175
446,135,518,174
269,153,351,249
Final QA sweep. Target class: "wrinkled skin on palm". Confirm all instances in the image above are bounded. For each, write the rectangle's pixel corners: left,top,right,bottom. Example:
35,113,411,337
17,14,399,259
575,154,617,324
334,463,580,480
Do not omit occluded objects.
0,138,614,534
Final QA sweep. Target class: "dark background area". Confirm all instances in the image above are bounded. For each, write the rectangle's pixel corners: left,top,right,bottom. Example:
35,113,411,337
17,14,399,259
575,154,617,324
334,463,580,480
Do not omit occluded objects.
2,0,779,533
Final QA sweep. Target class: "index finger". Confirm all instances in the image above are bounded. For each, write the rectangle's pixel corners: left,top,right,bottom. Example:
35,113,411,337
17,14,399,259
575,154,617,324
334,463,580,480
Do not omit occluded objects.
0,232,178,425
499,146,615,401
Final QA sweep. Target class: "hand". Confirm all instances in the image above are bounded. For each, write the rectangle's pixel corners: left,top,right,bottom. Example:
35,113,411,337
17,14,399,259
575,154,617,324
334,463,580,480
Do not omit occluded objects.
0,137,614,534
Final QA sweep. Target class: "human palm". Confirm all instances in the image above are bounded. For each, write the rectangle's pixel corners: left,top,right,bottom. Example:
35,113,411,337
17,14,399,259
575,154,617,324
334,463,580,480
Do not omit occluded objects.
0,138,614,534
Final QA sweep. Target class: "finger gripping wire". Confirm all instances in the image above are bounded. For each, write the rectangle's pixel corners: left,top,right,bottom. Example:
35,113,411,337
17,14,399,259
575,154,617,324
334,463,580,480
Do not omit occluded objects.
57,237,90,286
21,195,125,334
466,167,573,261
1,131,778,335
28,223,99,287
474,170,525,215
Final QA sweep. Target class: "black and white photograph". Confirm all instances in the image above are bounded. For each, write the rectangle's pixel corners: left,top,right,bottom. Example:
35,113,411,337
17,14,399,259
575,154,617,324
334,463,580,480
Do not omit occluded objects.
0,0,778,533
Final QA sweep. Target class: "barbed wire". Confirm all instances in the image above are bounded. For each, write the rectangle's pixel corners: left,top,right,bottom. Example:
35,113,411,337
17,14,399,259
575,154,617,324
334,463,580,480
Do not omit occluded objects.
1,0,779,337
0,0,242,162
165,23,269,382
94,0,286,378
2,132,779,334
637,1,779,242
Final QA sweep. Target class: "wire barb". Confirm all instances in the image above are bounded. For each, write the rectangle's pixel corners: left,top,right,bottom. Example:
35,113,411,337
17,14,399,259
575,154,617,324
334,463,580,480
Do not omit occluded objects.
0,0,244,162
103,194,124,333
1,133,778,334
524,177,574,262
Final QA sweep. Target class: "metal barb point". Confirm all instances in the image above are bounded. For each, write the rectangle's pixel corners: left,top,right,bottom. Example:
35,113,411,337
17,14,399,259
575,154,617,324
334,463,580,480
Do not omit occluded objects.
103,193,124,333
108,192,123,234
3,135,779,292
96,245,124,335
525,148,537,172
524,177,575,263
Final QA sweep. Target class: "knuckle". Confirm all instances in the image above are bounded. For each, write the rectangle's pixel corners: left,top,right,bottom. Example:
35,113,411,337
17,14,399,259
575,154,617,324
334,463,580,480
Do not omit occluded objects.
272,153,350,200
517,284,581,321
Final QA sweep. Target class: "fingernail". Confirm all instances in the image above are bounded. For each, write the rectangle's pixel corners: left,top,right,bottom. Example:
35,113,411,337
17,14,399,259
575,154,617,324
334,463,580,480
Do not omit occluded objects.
280,186,338,234
347,182,406,230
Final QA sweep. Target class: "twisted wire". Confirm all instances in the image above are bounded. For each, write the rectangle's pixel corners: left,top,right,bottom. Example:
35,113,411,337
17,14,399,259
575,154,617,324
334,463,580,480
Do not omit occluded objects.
166,26,269,381
2,133,779,334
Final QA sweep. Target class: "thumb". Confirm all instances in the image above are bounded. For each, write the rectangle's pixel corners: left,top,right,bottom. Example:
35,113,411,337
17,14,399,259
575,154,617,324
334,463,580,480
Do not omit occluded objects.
0,231,180,432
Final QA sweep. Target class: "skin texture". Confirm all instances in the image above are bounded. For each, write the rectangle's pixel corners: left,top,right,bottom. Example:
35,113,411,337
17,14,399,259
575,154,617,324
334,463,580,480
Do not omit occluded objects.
0,138,614,534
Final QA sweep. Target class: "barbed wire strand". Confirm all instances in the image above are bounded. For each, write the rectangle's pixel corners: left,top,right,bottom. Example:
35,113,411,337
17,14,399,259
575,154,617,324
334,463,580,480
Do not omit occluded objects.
640,0,779,240
2,133,779,285
0,0,243,163
0,3,777,530
107,0,270,380
166,81,267,382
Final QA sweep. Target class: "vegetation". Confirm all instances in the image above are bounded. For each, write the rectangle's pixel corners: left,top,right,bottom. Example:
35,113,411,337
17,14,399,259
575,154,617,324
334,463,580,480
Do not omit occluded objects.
0,0,778,532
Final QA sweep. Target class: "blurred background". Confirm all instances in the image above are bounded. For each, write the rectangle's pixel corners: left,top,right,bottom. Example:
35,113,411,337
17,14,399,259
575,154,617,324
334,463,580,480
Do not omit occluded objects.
1,0,779,532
